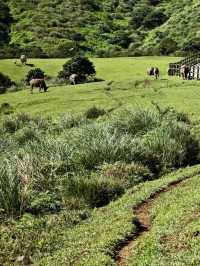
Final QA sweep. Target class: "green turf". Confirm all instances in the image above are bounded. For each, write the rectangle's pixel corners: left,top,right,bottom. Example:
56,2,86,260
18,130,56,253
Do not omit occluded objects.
128,174,200,266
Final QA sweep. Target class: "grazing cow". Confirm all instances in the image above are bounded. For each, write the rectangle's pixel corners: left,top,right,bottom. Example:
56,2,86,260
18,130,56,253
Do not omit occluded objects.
147,67,160,79
147,67,155,76
154,67,159,79
20,55,27,65
69,74,79,85
180,64,190,80
30,79,48,94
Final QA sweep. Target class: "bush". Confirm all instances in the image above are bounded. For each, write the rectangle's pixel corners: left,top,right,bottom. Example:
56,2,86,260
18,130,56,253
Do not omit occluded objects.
0,102,13,115
26,191,61,214
100,162,153,188
143,9,168,29
55,113,87,132
3,117,19,133
58,55,96,81
70,124,134,170
0,160,22,216
108,109,160,135
129,4,152,29
2,113,32,133
0,72,13,94
65,175,124,208
25,68,45,85
85,106,106,119
159,38,178,55
15,127,39,144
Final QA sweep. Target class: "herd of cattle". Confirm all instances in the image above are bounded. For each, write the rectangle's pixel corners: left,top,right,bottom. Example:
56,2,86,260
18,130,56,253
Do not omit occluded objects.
13,55,192,93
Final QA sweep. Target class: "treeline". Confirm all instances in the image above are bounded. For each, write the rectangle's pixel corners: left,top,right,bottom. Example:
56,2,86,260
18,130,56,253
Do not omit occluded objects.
1,0,200,58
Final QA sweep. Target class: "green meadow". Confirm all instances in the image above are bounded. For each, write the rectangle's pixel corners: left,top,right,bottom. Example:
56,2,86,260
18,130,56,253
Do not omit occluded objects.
2,56,200,119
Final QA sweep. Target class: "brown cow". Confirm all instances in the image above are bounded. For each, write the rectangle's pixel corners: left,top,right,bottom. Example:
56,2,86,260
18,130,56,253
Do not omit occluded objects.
30,79,48,94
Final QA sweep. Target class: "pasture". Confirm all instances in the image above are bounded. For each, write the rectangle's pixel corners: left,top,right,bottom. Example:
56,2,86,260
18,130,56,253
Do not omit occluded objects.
0,56,200,266
1,56,200,120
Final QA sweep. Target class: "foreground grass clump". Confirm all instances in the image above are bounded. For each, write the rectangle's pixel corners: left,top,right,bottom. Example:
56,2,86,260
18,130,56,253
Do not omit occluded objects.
0,103,200,264
0,106,199,218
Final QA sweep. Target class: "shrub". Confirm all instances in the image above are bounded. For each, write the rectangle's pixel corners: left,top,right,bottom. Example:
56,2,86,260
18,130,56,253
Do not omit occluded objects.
159,38,178,55
0,1,13,45
26,191,61,214
2,113,31,133
100,162,153,188
58,55,96,81
85,106,106,119
129,4,152,29
0,72,13,93
71,124,134,170
65,175,124,208
25,68,45,85
0,160,22,216
108,109,160,135
143,9,168,29
0,102,13,115
15,127,39,144
3,117,19,133
55,113,87,132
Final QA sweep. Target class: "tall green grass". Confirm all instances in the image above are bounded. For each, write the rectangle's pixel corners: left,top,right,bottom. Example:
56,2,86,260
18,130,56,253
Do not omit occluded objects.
0,107,199,217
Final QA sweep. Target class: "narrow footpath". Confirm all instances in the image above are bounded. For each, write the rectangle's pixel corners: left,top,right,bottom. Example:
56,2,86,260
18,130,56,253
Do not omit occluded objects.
116,179,187,266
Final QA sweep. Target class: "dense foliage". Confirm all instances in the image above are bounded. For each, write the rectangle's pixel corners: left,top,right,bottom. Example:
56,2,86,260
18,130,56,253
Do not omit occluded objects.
25,68,45,84
58,56,96,81
0,73,13,93
0,1,13,46
0,107,199,218
1,0,199,57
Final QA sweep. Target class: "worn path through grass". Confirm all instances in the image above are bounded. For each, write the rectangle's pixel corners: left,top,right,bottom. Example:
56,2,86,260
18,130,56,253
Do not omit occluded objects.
116,179,190,266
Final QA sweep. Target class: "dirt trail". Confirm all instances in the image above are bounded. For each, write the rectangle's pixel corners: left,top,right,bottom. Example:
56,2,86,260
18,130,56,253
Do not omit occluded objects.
116,179,186,266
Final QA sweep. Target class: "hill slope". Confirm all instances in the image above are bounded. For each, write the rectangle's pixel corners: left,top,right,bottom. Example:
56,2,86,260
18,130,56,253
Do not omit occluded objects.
4,0,200,57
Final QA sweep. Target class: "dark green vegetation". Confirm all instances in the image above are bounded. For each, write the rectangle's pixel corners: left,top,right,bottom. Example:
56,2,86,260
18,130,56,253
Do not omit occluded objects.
0,72,13,93
25,68,45,84
0,0,13,45
58,55,96,81
1,0,200,57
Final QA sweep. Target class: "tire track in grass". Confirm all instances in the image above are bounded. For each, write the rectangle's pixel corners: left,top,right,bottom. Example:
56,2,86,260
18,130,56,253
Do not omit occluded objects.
116,179,188,266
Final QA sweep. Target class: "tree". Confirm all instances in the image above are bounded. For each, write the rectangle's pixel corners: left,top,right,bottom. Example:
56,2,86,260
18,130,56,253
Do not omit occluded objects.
0,1,13,45
129,5,152,29
182,38,200,53
58,56,96,81
143,9,168,29
109,31,132,48
159,38,178,55
25,68,45,84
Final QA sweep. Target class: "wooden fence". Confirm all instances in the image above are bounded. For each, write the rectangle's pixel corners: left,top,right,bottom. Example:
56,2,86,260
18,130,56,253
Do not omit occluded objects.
168,53,200,79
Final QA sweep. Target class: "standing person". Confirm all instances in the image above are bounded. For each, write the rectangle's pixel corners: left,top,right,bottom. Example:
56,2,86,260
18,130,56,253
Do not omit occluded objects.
184,65,190,80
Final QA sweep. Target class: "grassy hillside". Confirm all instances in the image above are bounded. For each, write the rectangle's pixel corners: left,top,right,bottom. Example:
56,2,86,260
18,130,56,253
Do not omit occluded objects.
0,57,200,265
3,0,200,57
